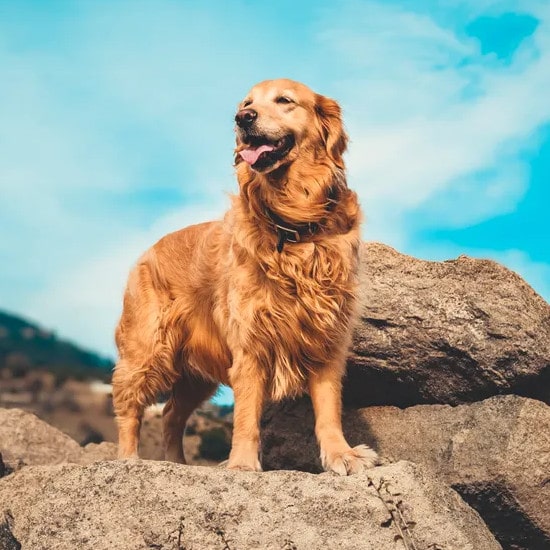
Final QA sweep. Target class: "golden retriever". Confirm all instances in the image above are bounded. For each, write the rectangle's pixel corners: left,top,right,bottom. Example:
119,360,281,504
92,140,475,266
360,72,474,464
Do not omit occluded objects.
112,79,378,474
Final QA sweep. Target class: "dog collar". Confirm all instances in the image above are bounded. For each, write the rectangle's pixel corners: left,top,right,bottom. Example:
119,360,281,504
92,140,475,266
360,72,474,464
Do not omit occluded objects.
264,186,339,253
265,208,319,253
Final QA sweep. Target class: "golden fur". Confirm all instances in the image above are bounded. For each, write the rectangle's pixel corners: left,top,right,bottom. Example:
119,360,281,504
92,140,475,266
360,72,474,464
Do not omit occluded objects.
112,79,378,474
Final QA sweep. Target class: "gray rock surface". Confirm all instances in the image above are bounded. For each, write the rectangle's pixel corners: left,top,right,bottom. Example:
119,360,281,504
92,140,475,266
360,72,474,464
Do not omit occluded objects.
0,459,500,550
348,243,550,406
0,408,83,469
0,408,117,470
262,395,550,550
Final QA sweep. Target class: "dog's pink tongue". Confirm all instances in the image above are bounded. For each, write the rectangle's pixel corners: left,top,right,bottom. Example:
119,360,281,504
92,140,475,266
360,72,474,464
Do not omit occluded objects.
239,144,275,165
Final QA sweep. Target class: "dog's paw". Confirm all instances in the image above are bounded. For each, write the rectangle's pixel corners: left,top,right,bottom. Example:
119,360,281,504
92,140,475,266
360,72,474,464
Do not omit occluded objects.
226,461,263,472
322,444,379,476
225,454,263,472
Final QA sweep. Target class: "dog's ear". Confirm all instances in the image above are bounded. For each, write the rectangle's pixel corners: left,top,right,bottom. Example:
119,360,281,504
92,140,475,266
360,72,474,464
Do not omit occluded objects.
315,94,348,168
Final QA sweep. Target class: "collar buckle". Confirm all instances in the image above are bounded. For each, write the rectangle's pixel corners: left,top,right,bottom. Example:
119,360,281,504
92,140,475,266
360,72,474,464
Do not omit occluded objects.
266,208,317,253
274,223,300,243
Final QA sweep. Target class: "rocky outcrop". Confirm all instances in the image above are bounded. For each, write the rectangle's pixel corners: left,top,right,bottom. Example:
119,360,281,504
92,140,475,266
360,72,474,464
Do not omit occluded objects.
1,245,548,549
262,395,550,550
0,459,500,550
348,244,550,407
0,407,502,548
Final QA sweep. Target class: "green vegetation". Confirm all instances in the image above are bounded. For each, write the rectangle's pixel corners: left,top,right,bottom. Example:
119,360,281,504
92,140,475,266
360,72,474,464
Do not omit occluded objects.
0,310,113,383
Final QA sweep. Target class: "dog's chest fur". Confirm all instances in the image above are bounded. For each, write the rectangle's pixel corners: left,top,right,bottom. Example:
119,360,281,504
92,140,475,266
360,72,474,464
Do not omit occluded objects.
226,238,360,400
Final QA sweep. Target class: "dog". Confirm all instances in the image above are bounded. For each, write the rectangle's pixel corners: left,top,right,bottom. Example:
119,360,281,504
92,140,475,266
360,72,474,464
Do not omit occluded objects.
112,79,378,475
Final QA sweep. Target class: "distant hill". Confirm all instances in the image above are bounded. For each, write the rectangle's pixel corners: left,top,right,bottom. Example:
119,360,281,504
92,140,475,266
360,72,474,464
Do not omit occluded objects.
0,310,113,383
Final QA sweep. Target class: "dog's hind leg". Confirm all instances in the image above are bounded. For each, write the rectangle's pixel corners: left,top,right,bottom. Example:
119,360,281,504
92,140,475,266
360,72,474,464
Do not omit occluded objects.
162,371,218,463
113,258,183,459
112,359,147,459
113,351,179,459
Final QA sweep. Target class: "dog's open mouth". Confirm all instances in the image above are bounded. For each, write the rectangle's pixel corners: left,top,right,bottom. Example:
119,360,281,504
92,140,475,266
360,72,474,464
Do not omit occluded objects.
238,134,295,170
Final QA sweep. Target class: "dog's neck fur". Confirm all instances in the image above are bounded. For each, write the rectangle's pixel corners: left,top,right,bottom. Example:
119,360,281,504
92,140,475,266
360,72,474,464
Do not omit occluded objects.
235,153,360,243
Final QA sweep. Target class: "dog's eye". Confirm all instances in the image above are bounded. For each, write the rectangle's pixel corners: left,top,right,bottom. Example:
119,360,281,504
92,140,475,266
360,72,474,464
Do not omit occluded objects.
276,96,294,105
242,99,252,108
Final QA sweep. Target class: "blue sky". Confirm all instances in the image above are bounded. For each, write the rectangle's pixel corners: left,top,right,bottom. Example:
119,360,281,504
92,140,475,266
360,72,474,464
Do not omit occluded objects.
1,1,549,404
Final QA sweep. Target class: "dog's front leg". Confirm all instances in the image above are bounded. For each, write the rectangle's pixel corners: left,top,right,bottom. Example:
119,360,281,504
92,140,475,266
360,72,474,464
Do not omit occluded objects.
227,352,264,471
309,361,378,475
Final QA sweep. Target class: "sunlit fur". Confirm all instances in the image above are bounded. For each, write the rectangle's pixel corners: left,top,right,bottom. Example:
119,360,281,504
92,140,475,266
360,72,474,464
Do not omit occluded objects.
112,79,378,474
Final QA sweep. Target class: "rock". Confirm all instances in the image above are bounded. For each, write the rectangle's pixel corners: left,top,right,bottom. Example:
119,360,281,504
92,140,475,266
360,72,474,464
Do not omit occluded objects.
80,442,118,464
0,408,119,470
0,407,226,468
0,459,500,550
0,408,83,470
262,395,550,550
348,243,550,406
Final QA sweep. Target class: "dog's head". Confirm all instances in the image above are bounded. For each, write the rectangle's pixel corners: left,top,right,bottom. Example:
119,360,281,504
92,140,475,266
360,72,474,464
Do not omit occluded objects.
235,79,348,174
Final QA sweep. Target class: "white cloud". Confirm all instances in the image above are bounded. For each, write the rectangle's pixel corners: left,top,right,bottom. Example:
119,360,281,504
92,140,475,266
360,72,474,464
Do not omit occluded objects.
315,1,550,250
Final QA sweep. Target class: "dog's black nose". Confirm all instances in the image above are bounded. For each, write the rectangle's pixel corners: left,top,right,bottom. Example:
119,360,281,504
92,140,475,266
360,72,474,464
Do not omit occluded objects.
235,108,258,128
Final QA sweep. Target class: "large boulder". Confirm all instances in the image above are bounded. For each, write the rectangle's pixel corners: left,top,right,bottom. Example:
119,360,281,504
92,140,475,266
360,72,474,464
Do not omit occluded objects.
348,243,550,406
262,395,550,550
0,459,500,550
